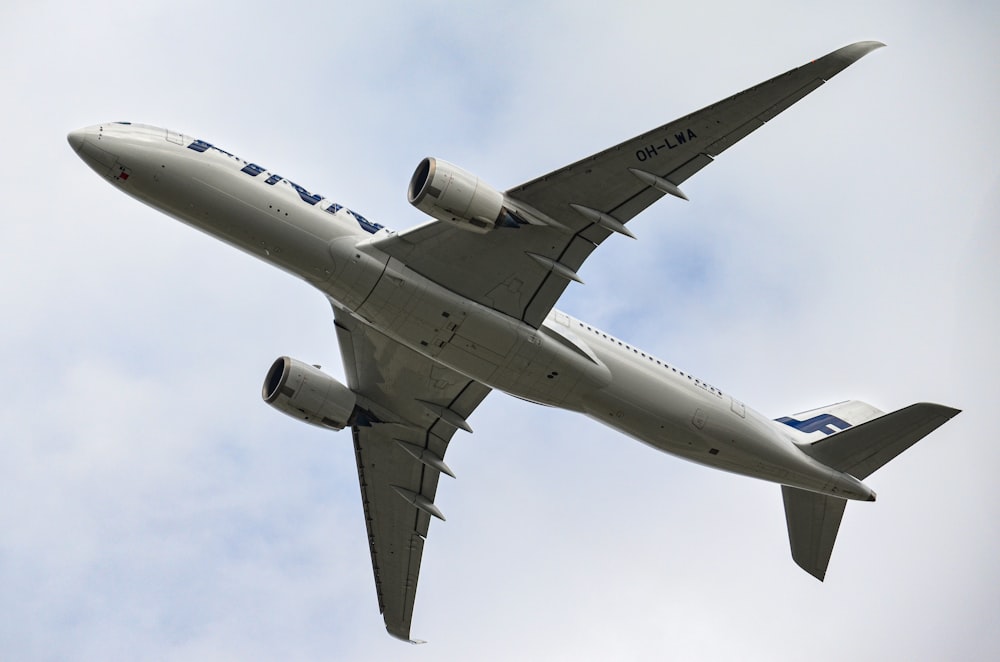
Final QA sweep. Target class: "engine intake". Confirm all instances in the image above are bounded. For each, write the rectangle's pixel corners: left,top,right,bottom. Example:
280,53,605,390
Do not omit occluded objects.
408,157,515,233
262,356,356,430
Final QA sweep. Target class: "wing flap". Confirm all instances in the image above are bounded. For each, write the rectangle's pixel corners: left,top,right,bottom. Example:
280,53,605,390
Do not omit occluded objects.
522,233,599,326
663,153,715,187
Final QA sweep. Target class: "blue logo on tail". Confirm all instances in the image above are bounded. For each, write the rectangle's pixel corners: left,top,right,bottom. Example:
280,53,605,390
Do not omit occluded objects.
776,414,852,435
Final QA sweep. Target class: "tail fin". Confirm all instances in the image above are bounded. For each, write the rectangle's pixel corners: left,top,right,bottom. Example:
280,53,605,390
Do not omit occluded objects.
780,402,960,580
776,399,885,441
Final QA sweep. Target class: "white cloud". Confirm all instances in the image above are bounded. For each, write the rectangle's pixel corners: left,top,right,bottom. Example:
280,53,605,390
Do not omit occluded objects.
1,1,996,659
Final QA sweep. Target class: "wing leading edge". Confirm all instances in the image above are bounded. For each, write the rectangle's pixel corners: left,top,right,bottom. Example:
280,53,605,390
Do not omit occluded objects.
373,41,884,328
333,303,491,642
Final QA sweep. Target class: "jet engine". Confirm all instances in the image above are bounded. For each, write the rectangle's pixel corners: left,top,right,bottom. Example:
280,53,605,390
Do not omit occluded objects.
262,356,356,430
408,157,519,233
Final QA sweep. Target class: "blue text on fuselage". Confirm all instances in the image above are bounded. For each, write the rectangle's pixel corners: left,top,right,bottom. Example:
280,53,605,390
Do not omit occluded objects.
187,138,384,234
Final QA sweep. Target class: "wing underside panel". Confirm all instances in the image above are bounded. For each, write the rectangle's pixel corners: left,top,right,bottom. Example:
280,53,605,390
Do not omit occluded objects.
374,42,884,329
333,303,490,641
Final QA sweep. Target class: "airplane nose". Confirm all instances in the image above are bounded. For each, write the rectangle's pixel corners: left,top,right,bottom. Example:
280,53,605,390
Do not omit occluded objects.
67,128,86,153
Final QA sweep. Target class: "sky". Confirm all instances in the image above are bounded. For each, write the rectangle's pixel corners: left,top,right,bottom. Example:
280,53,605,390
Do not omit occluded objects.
2,1,998,659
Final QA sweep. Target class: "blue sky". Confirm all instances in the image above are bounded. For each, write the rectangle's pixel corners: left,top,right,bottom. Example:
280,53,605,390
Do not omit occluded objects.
2,1,997,659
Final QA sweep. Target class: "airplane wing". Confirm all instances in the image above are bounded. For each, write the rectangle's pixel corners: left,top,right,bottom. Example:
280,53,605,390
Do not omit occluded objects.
332,302,491,642
374,41,884,327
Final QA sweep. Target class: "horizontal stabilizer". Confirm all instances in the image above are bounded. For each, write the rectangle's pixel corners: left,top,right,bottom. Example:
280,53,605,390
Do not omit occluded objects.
801,403,960,479
781,402,958,581
781,486,847,581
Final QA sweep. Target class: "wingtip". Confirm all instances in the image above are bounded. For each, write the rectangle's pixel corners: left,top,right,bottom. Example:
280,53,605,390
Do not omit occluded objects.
835,40,887,61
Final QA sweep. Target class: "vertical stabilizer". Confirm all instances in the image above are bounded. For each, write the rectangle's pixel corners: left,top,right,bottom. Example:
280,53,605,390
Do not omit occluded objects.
779,402,959,580
781,486,847,581
776,400,885,442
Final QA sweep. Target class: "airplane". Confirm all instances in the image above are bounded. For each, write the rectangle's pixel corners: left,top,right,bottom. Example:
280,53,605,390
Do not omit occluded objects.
68,41,959,643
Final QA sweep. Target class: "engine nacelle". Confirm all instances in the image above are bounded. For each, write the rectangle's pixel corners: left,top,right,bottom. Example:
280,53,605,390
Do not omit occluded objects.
262,356,356,430
408,157,511,233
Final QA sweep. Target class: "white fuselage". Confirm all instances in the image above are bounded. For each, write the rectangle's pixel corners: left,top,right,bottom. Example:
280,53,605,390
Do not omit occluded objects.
69,122,874,501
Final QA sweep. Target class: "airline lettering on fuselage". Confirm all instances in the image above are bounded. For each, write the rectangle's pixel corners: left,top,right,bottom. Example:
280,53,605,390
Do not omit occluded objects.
187,139,383,234
775,414,852,436
634,128,698,162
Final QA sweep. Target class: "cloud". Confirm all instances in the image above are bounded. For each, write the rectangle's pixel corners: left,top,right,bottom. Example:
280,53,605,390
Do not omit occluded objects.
2,1,996,659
